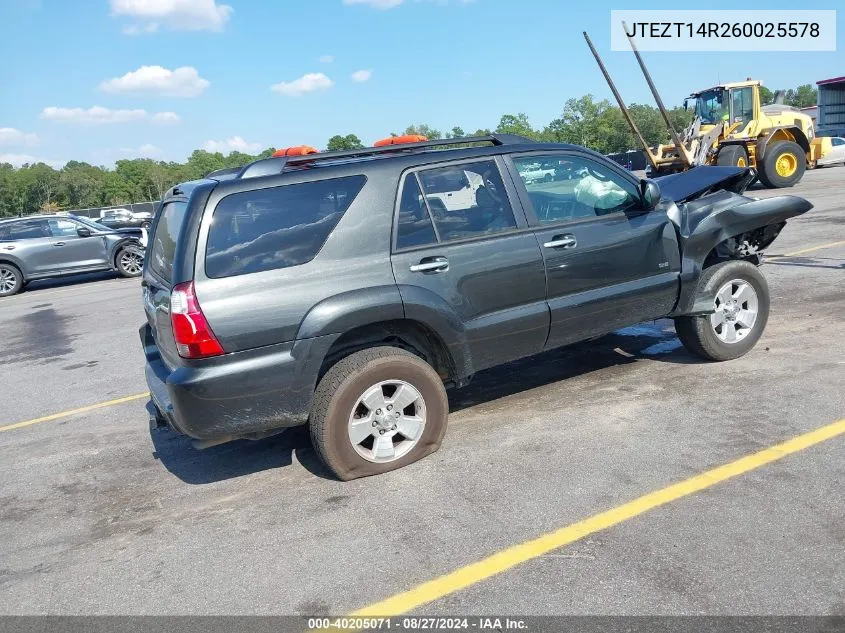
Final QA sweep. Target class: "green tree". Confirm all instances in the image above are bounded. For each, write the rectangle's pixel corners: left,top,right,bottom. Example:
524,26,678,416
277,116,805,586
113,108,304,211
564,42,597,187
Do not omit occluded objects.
759,86,774,106
786,84,817,108
326,134,365,151
495,113,537,139
404,124,441,140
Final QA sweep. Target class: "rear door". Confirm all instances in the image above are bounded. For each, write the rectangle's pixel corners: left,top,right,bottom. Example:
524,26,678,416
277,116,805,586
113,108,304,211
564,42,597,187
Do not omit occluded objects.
506,151,681,349
390,157,549,372
143,199,189,370
0,219,55,276
45,218,110,271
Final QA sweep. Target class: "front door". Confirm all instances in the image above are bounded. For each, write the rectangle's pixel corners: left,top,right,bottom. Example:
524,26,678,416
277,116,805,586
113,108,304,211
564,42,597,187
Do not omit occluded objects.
45,218,110,271
507,152,681,349
390,157,549,373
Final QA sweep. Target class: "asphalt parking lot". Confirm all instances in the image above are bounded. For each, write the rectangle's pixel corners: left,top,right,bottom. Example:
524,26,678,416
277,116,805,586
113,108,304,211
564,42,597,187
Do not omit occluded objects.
1,168,843,617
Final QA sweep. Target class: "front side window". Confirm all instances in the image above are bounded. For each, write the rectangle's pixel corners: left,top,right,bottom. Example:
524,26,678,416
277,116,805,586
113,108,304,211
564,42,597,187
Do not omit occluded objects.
206,175,366,278
512,154,639,224
48,218,81,237
416,160,516,242
395,175,437,250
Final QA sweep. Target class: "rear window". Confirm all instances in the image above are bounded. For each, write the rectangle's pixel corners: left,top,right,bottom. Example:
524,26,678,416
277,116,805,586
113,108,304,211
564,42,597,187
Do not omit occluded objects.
150,201,188,282
0,220,50,240
205,175,366,279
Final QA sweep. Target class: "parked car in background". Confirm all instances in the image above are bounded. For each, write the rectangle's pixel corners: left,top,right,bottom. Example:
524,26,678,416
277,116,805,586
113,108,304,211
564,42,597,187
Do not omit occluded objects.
0,214,145,297
815,137,845,167
97,208,154,229
141,134,810,481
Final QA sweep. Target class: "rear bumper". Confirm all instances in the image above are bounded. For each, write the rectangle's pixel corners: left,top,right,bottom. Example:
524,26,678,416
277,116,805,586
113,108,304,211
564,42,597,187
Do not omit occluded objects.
140,323,337,440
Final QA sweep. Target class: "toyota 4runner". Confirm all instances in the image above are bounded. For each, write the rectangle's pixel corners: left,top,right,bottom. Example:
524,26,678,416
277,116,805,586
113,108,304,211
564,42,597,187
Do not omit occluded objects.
141,135,812,480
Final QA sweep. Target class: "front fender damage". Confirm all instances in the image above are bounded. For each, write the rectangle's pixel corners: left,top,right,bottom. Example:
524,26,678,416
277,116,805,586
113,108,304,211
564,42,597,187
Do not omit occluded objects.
670,192,813,317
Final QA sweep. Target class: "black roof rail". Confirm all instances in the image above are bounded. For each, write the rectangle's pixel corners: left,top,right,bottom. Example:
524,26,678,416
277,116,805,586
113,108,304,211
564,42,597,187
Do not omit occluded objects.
237,134,536,180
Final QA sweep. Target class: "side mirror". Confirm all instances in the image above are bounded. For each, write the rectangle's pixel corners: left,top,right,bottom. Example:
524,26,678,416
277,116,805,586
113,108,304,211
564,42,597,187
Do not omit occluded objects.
77,227,92,238
640,179,661,210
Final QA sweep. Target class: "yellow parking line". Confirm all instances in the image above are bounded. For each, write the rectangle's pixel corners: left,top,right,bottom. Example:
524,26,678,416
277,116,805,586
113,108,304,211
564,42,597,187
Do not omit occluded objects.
770,240,845,259
351,418,845,617
0,393,149,432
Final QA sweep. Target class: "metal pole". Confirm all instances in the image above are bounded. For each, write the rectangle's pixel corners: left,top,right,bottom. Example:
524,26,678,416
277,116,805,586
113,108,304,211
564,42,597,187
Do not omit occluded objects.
623,22,691,167
583,31,657,171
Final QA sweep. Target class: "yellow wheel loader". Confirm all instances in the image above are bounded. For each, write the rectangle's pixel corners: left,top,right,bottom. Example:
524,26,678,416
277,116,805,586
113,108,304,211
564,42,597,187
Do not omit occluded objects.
584,30,829,188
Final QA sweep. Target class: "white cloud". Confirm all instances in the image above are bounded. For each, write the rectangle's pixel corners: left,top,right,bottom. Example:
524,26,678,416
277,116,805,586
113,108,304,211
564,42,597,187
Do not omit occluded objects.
351,69,372,82
319,55,335,63
271,73,333,97
100,65,209,98
40,106,180,126
0,128,39,147
110,0,233,32
153,111,181,125
118,144,163,158
0,154,65,168
202,136,262,153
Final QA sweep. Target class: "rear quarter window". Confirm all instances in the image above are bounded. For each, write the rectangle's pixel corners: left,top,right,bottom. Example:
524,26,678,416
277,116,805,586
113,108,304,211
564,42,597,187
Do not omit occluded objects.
205,175,366,279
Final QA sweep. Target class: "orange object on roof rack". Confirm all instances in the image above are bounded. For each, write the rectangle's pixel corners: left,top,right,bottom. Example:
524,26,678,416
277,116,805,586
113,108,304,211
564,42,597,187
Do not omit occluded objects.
272,145,319,157
373,135,428,147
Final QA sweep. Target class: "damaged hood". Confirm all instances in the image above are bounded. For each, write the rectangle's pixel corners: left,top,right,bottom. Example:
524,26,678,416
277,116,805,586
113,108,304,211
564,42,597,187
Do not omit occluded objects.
655,166,757,203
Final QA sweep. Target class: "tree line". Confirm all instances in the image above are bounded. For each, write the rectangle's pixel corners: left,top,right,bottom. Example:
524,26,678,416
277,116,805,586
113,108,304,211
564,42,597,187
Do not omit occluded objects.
0,84,817,219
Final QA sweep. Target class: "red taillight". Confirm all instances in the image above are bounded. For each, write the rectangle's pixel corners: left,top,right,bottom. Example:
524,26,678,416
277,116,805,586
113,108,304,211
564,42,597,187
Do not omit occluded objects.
170,281,223,359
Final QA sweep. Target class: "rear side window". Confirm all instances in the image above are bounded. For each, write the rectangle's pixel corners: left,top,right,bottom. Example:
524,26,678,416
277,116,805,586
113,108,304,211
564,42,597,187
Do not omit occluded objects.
0,220,51,240
205,175,366,279
150,201,188,282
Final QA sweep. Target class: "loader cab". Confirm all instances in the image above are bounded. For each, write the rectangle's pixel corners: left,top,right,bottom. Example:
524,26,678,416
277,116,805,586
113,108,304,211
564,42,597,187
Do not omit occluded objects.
688,82,762,136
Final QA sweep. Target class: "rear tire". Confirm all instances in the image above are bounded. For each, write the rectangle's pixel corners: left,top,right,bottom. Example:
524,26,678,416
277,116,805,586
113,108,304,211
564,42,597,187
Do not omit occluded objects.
310,346,448,481
0,262,23,297
757,140,805,188
116,247,143,277
716,145,749,168
674,260,770,362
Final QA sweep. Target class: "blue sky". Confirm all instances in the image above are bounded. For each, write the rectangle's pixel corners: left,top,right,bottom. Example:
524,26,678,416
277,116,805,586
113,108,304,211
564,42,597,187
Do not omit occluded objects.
0,0,841,168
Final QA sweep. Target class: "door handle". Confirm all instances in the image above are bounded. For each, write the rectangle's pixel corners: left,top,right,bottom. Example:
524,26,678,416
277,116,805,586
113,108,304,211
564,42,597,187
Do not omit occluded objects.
53,242,66,247
409,257,449,273
543,234,577,249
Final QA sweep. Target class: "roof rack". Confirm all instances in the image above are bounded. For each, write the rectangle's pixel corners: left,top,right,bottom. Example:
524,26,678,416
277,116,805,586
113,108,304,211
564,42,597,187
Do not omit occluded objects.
236,134,534,180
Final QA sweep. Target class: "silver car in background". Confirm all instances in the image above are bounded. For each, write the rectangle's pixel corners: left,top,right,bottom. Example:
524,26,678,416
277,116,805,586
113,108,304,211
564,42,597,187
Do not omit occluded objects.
0,214,146,297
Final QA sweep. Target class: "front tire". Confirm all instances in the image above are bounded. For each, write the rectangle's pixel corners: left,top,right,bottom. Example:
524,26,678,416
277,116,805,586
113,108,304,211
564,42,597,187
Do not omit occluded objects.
716,145,749,168
674,260,770,362
758,140,805,188
310,347,448,481
0,263,23,297
116,247,143,277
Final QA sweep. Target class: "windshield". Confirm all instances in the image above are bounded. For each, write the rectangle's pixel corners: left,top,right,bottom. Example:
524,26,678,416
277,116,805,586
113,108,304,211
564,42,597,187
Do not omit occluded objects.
694,89,728,125
73,216,111,231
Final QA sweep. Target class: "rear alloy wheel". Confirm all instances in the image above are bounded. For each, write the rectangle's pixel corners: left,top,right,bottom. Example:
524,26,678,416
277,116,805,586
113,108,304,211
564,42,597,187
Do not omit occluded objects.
116,248,143,277
310,346,448,480
716,145,749,168
758,140,805,188
674,260,770,361
0,263,23,297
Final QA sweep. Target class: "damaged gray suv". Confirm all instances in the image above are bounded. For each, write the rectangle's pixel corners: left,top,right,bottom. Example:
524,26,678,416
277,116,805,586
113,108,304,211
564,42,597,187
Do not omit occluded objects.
141,135,811,480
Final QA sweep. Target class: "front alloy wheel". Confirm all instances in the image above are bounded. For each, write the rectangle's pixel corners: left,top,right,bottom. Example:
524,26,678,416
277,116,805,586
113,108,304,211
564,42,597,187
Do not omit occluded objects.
710,279,759,344
118,249,143,277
